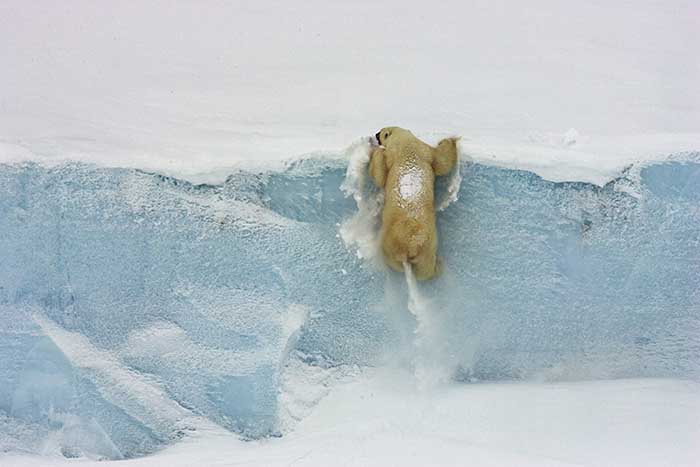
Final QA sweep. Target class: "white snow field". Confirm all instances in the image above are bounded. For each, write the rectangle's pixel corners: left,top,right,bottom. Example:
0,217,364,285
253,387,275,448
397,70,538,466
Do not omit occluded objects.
5,373,700,467
1,1,699,466
1,0,699,181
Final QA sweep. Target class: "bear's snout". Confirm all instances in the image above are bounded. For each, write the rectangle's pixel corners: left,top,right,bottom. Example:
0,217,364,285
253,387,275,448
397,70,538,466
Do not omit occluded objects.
375,131,381,145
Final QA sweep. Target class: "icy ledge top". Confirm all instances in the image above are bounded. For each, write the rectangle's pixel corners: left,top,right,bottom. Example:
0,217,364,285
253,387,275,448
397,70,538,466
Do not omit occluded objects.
2,131,700,186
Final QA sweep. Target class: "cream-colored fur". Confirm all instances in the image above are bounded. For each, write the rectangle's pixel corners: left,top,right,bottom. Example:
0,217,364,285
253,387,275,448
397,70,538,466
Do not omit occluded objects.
369,127,458,280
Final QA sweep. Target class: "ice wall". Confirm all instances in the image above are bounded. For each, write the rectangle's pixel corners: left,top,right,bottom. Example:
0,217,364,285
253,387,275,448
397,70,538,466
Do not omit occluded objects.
1,147,698,459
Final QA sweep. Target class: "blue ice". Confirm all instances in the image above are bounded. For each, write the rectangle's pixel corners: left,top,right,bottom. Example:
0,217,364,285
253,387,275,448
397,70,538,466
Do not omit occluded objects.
0,150,698,458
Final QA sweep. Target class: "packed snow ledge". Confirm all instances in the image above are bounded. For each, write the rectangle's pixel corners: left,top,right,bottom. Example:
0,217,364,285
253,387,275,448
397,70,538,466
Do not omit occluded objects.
2,132,700,187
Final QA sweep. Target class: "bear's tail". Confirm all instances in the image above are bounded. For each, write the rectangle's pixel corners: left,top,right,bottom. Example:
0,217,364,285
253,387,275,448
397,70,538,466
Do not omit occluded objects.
388,218,428,264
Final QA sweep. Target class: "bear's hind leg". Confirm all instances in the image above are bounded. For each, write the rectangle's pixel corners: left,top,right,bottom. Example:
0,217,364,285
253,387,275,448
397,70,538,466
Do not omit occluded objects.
384,255,405,274
412,248,438,281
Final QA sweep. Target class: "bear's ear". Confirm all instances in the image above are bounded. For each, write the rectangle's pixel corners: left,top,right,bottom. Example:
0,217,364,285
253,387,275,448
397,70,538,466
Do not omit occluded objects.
376,126,400,146
375,128,393,146
381,128,393,144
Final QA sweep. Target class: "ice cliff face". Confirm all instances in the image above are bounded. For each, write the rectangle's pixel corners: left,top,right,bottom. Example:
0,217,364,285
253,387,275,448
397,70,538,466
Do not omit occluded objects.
1,146,698,459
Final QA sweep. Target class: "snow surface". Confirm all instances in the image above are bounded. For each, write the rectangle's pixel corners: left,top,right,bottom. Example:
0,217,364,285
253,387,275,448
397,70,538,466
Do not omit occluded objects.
3,372,700,467
398,166,425,201
2,1,700,465
1,0,699,184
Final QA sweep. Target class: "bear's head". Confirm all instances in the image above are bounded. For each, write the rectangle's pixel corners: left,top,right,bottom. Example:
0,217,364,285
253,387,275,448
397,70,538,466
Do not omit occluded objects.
375,127,392,146
375,126,411,146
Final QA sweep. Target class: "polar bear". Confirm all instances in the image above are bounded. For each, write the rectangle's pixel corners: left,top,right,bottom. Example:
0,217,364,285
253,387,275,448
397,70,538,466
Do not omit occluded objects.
369,127,458,280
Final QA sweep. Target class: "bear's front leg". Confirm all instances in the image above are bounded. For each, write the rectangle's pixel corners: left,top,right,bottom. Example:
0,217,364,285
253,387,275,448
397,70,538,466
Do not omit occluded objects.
369,147,387,187
432,137,459,176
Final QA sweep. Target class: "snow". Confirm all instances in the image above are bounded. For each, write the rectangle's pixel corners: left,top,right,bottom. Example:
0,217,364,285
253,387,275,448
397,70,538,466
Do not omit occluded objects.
1,1,699,184
459,132,700,186
339,140,384,262
398,166,425,201
1,0,699,465
3,371,699,467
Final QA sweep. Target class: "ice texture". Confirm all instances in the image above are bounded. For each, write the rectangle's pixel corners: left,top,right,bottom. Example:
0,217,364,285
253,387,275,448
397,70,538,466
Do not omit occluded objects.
1,146,699,459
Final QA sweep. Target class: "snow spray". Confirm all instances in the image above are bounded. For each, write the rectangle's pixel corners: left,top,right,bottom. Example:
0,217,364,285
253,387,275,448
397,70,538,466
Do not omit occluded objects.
340,136,465,387
403,262,453,387
339,138,384,264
